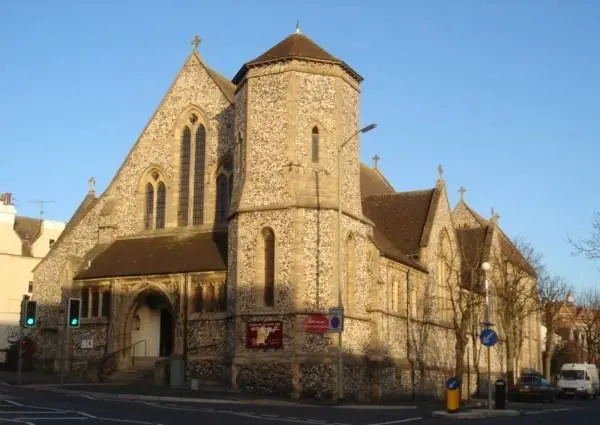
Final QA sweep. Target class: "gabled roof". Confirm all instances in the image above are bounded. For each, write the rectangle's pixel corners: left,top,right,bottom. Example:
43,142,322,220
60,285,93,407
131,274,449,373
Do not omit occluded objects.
13,216,42,257
233,33,362,84
362,188,437,257
74,231,227,280
360,164,395,198
371,227,428,273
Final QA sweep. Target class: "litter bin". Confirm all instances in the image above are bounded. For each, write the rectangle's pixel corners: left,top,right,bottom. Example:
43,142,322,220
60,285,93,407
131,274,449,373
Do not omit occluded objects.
169,354,185,388
495,379,506,409
445,377,460,413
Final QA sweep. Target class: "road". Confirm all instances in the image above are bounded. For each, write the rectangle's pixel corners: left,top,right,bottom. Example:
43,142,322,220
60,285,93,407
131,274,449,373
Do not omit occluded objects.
0,384,599,425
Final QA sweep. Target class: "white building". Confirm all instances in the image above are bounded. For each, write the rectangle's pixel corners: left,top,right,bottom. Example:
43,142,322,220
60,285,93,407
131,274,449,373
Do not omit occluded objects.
0,193,65,360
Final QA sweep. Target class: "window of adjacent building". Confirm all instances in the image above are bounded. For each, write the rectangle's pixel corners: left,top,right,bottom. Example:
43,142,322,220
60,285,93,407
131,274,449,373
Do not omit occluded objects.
311,127,319,163
192,282,227,314
28,281,33,294
178,115,207,226
263,228,275,307
80,286,110,319
144,170,167,230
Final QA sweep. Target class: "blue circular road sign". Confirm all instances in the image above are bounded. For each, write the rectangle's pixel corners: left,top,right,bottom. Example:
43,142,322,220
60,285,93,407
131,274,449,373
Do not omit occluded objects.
446,377,460,390
480,328,498,347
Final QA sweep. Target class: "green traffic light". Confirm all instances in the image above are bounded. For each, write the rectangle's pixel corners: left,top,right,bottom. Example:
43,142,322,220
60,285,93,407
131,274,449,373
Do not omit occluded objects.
70,318,78,326
26,318,34,326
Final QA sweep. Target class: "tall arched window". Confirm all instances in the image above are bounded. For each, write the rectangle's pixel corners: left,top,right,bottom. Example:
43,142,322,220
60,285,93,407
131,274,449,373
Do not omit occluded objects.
263,228,275,307
345,235,355,310
178,113,207,227
311,127,319,163
192,125,206,225
142,169,167,231
156,182,166,229
178,126,191,226
437,230,452,322
144,183,154,230
215,173,228,224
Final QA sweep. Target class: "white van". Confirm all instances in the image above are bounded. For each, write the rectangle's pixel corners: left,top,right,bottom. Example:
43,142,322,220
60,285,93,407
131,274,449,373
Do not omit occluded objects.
557,363,600,399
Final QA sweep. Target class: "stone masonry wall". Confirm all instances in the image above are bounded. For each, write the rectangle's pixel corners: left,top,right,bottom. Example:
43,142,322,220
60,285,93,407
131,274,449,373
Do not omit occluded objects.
31,53,234,364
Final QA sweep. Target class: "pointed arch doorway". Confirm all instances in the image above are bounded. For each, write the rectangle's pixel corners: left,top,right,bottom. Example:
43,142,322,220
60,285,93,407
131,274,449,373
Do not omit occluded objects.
128,290,174,359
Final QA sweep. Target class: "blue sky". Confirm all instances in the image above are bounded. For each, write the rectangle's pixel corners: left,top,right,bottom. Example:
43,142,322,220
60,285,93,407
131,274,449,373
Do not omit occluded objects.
1,0,598,293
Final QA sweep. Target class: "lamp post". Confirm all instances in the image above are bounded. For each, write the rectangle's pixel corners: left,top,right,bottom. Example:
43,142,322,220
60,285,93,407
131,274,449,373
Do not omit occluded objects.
336,123,377,402
481,261,492,410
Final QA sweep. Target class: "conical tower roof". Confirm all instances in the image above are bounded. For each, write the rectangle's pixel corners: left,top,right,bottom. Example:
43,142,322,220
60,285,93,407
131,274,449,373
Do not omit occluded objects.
233,32,362,84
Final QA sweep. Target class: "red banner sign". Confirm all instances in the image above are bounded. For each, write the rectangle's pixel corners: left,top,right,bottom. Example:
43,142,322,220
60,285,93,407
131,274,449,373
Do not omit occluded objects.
246,321,283,349
304,315,329,334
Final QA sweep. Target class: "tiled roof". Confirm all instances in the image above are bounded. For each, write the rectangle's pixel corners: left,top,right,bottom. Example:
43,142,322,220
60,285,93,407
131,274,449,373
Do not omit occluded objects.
233,33,362,84
360,164,395,198
456,226,490,289
362,189,436,257
205,65,236,104
75,231,227,280
371,227,427,273
13,216,42,257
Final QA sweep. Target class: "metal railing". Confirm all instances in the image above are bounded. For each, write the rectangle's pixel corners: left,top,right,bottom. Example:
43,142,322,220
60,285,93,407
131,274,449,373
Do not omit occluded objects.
97,339,147,382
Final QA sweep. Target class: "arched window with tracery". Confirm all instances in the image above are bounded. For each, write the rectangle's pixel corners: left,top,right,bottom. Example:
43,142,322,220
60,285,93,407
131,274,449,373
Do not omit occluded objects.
311,126,319,163
178,113,207,227
263,228,275,307
437,229,452,322
216,174,228,224
142,169,167,231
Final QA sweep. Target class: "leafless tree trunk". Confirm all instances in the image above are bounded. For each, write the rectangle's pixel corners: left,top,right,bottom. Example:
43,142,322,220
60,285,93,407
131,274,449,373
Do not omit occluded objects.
568,210,600,260
492,236,542,386
538,273,572,379
577,289,600,364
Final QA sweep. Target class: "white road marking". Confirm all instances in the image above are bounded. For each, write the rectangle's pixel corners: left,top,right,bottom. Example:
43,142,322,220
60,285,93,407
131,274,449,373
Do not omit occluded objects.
365,418,423,425
13,417,86,421
79,394,95,400
3,401,22,407
335,405,418,410
76,411,97,418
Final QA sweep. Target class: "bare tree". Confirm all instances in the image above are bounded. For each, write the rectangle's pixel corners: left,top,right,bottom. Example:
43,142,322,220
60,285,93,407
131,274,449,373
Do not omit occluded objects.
537,272,572,379
577,288,600,364
568,210,600,260
491,236,541,386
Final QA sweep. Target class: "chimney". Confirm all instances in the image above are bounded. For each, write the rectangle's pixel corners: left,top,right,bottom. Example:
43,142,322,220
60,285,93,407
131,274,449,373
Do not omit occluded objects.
0,193,13,206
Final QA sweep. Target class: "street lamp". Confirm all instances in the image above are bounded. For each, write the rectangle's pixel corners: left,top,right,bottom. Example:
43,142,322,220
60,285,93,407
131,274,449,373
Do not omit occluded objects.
336,123,377,402
481,261,493,410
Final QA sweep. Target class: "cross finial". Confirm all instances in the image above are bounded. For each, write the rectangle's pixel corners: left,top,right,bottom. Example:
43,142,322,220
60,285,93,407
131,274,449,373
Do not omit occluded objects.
437,164,444,180
295,20,301,34
491,207,494,217
88,177,96,193
191,35,202,52
372,154,380,169
458,186,466,201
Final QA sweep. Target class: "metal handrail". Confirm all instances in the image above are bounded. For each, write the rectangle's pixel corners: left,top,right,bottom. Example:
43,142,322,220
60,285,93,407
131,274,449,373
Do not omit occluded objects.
130,339,147,366
97,339,147,382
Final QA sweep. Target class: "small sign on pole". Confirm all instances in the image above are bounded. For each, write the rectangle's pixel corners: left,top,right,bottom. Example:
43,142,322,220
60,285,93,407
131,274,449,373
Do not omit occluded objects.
328,307,344,333
480,328,498,347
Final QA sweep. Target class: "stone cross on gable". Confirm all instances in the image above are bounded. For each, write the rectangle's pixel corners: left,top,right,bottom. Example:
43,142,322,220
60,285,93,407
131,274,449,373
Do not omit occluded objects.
437,164,444,180
191,35,202,52
372,154,380,169
458,186,466,201
88,177,96,193
295,20,301,34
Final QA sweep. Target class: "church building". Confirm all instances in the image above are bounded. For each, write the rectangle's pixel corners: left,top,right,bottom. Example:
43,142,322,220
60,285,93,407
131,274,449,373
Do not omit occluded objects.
31,28,542,400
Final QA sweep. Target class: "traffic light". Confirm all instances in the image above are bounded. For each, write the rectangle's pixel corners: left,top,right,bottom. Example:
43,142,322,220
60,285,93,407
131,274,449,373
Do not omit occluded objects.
23,300,37,328
67,298,81,328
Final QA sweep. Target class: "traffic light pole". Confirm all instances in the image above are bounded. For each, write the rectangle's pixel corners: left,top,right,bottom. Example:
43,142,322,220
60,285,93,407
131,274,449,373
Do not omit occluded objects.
17,320,24,385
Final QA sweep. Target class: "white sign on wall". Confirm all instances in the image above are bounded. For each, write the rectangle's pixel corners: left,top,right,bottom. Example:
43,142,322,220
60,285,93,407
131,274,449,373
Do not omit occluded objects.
81,338,94,349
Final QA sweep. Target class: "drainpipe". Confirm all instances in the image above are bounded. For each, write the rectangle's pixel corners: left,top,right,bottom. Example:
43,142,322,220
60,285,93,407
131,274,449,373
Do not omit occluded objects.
183,274,189,376
406,269,415,401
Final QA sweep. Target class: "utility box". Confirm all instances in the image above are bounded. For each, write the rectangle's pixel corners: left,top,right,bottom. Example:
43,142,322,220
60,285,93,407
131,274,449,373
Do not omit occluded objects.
169,355,185,388
495,379,506,409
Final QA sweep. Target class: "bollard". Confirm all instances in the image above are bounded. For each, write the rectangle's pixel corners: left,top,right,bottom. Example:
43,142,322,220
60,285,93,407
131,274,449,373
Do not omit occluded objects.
445,377,461,413
495,379,506,409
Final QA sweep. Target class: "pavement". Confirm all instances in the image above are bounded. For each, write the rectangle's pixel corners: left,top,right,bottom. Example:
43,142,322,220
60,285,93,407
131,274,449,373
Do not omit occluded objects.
0,382,599,425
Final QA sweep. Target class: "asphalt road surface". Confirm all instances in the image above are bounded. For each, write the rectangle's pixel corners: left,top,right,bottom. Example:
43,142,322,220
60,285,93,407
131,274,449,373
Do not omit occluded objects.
0,384,599,425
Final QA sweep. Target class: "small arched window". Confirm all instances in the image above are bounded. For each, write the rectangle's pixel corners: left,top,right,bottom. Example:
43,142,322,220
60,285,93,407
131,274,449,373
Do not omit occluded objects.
144,183,154,230
263,228,275,307
215,173,229,224
311,127,319,163
178,126,192,226
193,286,204,313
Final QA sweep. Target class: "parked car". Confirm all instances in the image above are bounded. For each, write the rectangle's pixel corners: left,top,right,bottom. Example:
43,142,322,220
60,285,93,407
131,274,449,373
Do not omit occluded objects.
509,375,558,402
